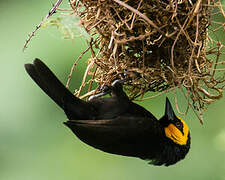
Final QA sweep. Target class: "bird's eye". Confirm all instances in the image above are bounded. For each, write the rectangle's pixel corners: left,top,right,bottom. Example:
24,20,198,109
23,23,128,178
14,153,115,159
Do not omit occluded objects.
175,122,182,129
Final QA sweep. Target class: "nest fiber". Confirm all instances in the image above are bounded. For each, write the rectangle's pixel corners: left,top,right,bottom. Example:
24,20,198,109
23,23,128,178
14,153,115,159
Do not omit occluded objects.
69,0,225,121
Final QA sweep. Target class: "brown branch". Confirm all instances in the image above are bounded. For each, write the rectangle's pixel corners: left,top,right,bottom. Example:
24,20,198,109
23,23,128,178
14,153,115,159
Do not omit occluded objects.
112,0,165,35
22,0,63,51
66,46,91,88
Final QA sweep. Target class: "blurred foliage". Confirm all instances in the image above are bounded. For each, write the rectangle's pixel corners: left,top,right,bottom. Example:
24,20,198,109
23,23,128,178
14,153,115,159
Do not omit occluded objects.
0,1,225,180
42,15,90,40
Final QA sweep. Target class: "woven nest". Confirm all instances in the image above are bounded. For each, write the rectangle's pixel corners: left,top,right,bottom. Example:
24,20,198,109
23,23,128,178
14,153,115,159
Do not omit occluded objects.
63,0,225,122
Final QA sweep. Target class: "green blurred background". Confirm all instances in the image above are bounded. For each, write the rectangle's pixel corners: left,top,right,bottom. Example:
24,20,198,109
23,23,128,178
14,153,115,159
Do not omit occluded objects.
0,1,225,180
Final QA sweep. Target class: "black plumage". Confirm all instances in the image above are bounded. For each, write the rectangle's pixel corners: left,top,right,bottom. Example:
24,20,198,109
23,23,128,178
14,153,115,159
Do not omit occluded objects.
25,58,190,166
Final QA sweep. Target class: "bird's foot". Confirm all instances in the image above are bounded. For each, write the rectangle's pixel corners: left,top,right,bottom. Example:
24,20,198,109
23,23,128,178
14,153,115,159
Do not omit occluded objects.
88,78,129,101
88,85,111,101
112,69,138,87
111,78,129,88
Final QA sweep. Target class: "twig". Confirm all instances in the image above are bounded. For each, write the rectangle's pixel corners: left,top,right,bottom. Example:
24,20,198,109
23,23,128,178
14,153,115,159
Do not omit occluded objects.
185,0,202,30
134,87,175,101
112,0,165,35
76,61,95,97
66,46,91,88
87,66,98,101
22,0,63,51
170,17,188,71
218,1,225,18
212,42,222,77
174,87,186,115
188,13,200,75
79,89,97,99
180,87,204,124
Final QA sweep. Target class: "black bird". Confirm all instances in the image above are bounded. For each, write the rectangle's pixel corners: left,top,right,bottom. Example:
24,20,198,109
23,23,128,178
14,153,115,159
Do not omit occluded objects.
25,58,190,166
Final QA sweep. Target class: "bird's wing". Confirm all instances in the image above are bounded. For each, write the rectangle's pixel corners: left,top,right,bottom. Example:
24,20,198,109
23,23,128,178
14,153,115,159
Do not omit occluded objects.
64,116,163,157
64,116,162,143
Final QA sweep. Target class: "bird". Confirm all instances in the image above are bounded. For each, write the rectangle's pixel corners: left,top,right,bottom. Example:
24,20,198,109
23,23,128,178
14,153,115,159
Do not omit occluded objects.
25,58,190,166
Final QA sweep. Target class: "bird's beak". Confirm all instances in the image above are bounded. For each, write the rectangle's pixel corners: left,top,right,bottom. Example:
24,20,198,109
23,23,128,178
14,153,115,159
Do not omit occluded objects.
165,97,176,121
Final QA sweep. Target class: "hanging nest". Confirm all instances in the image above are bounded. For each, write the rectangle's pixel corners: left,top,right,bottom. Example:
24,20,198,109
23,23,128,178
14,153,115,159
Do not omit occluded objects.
63,0,225,122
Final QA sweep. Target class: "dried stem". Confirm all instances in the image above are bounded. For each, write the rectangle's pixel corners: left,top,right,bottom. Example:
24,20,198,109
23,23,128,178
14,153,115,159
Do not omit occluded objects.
23,0,63,51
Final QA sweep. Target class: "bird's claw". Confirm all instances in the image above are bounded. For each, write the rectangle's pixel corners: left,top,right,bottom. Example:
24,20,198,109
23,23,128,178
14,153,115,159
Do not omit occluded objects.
88,85,111,101
88,78,128,101
111,78,129,87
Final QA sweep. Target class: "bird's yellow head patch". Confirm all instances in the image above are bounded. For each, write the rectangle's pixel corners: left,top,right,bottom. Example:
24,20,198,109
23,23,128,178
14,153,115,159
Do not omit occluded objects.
164,116,189,145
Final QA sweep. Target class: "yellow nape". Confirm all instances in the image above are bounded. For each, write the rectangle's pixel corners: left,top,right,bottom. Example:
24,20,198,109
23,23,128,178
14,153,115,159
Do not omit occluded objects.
164,117,189,145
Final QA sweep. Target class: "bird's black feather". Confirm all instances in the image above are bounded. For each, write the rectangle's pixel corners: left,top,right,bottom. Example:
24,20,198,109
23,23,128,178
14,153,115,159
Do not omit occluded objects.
25,58,191,166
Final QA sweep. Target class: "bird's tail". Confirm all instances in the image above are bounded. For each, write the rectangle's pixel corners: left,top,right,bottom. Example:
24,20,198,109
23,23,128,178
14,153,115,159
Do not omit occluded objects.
25,58,90,119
